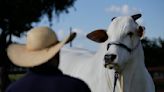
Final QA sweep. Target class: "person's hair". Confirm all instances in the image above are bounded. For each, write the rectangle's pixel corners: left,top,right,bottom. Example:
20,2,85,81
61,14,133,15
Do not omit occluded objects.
30,52,60,72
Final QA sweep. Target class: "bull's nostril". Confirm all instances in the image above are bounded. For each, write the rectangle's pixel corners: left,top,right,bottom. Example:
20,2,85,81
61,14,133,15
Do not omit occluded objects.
104,54,117,63
104,54,110,61
110,54,116,61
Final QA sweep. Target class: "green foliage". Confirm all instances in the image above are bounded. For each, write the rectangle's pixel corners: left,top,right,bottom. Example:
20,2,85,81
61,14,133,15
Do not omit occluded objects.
0,0,76,37
141,37,164,67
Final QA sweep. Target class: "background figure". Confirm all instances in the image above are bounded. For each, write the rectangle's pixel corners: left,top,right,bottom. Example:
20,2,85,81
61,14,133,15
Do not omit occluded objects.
5,26,91,92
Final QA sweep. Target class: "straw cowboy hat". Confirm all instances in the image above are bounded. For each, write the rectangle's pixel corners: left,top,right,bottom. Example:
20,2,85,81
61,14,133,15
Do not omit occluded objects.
7,26,76,67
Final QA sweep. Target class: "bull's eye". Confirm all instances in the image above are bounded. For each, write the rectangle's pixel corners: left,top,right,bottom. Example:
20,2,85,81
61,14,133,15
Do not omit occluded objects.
107,43,111,50
127,32,133,38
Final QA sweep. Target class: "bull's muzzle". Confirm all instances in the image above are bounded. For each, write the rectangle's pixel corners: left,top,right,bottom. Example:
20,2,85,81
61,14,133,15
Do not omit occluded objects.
104,54,117,69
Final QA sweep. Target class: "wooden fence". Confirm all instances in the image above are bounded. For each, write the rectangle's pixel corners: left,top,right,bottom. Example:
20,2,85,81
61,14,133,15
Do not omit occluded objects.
148,67,164,92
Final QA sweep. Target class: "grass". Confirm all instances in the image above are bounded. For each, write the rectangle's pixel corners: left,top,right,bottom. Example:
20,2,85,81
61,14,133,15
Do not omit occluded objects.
8,74,25,82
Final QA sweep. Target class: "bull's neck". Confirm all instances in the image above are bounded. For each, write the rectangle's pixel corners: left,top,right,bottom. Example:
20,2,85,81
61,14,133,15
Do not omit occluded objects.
120,43,145,92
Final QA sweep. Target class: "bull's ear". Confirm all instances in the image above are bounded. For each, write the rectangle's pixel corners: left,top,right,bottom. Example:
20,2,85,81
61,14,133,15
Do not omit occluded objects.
137,26,145,38
131,14,142,21
87,29,108,43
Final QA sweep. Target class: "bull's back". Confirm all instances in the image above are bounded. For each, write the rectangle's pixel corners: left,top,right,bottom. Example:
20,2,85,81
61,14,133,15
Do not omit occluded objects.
59,47,94,77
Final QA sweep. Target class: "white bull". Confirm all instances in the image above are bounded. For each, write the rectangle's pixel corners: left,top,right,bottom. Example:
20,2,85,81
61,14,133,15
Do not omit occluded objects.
59,14,155,92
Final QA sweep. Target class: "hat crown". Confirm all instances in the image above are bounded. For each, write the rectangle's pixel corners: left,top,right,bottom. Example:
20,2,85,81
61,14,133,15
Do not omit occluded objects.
27,27,58,50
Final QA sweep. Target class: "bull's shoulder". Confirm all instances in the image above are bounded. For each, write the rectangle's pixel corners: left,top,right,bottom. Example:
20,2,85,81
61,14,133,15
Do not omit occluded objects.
61,47,95,57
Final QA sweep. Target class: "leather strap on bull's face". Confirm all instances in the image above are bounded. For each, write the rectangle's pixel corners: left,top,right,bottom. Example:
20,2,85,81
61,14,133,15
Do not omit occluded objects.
107,40,140,53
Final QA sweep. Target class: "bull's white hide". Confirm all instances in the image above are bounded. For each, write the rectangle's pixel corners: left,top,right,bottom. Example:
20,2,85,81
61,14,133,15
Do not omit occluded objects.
59,14,155,92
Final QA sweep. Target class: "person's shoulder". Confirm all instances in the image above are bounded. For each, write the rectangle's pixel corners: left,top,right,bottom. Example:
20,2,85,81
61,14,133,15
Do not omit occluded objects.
62,74,84,82
5,81,20,92
5,73,31,92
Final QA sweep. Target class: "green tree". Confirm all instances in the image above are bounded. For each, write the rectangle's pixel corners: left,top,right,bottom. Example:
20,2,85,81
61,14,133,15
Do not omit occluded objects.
0,0,76,91
141,37,164,67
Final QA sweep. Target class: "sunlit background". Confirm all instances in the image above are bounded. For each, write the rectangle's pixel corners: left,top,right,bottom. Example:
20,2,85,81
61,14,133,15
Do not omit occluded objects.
0,1,163,92
13,0,164,51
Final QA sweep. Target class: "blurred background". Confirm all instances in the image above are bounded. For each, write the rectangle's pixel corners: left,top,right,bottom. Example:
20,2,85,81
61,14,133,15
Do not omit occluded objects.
0,0,164,92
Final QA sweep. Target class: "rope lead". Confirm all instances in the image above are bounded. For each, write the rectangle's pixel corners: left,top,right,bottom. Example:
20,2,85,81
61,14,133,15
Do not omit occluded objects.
113,71,119,92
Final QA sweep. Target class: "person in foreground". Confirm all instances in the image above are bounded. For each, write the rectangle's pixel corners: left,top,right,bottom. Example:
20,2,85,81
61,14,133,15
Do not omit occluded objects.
6,26,91,92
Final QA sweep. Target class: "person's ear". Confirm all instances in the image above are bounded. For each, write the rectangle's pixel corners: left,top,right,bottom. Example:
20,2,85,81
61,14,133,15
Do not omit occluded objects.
87,29,108,43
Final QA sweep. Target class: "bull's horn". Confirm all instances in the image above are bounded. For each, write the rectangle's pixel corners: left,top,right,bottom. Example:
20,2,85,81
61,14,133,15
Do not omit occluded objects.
131,14,142,21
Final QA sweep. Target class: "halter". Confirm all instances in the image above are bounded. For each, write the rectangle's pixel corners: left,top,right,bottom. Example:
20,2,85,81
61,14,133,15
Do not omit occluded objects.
113,71,119,92
107,40,140,53
113,71,123,92
110,40,141,92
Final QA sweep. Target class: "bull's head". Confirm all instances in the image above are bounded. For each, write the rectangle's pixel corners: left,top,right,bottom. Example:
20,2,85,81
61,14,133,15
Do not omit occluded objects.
87,14,145,72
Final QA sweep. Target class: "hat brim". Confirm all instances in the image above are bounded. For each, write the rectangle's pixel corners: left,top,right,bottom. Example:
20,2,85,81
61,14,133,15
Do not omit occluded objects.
7,33,76,67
